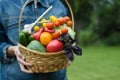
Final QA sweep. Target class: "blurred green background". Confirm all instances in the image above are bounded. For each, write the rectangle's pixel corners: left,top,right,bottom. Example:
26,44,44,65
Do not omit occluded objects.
65,0,120,80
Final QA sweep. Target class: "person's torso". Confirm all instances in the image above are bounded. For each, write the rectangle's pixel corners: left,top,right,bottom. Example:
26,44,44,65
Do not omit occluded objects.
0,0,68,80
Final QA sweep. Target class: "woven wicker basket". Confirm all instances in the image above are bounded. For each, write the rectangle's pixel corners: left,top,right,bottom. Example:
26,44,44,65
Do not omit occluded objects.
18,0,74,73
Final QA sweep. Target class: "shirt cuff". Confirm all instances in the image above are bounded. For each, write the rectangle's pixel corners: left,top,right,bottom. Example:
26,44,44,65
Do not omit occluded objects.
1,43,13,62
3,45,10,60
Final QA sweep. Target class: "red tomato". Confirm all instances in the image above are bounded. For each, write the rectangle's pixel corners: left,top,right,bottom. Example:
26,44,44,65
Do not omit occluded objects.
67,21,73,27
52,30,61,39
54,21,60,27
58,17,65,25
55,30,61,37
64,16,71,22
46,22,54,29
61,27,68,34
52,32,58,39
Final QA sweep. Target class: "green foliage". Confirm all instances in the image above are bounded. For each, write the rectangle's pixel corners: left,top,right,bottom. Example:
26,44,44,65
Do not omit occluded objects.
72,0,120,46
103,32,120,46
77,30,91,46
77,30,98,46
72,0,93,27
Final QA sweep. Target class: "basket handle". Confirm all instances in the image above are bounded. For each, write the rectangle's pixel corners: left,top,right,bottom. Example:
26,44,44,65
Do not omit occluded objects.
65,0,74,30
18,0,74,33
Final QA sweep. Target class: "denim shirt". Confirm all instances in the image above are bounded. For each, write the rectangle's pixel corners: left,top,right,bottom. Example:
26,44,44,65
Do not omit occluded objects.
0,0,68,80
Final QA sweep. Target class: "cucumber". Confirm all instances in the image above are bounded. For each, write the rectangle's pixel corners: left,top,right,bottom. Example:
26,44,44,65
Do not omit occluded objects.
19,32,27,46
21,30,30,37
27,35,34,43
27,40,46,52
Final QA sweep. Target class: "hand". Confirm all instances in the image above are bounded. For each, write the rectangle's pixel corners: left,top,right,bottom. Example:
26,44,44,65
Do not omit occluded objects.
14,46,32,73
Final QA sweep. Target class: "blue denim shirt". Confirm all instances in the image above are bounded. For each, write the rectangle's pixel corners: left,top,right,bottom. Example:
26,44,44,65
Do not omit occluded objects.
0,0,68,80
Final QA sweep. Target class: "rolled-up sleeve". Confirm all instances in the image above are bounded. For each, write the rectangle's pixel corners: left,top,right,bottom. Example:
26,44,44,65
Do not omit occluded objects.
0,16,12,62
0,42,9,60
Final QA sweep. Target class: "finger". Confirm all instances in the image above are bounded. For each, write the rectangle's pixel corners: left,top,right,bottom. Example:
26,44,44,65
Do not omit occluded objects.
15,46,24,59
17,56,31,66
19,62,33,73
14,46,31,66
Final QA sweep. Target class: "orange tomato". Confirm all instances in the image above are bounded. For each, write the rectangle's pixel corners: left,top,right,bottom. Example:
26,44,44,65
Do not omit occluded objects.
40,32,52,46
34,26,40,32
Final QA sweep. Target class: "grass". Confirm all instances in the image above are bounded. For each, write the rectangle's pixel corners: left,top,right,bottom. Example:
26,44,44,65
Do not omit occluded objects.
67,46,120,80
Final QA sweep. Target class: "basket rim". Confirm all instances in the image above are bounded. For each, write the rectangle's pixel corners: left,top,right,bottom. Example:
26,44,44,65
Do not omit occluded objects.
18,43,65,55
